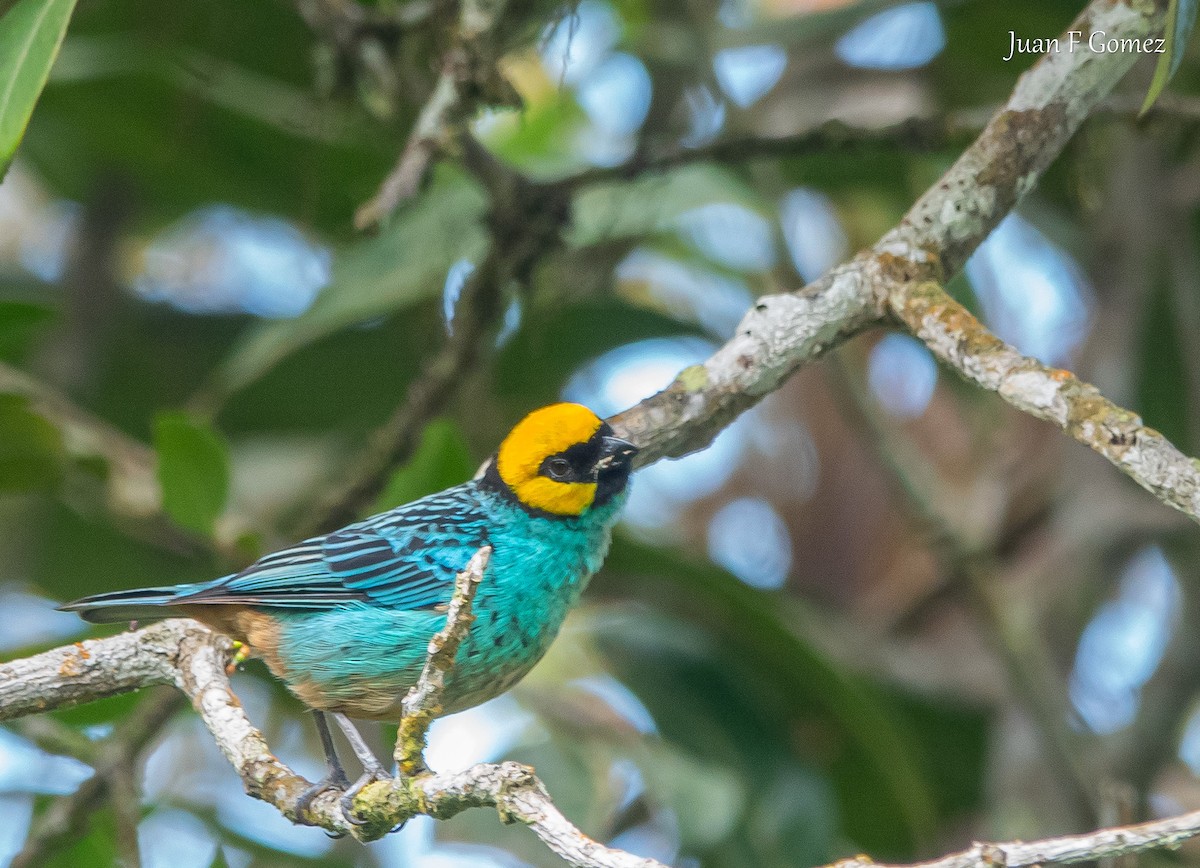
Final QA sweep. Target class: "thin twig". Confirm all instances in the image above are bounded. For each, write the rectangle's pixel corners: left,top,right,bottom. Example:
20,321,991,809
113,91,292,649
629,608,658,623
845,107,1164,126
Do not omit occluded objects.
551,91,1200,192
290,319,495,536
395,545,491,775
558,112,984,191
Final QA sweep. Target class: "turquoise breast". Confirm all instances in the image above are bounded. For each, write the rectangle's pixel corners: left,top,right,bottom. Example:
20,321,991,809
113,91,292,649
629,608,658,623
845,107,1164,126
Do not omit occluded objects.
269,489,626,719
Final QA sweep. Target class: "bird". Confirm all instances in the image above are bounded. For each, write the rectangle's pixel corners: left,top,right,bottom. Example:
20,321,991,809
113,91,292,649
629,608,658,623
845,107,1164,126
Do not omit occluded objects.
61,402,638,821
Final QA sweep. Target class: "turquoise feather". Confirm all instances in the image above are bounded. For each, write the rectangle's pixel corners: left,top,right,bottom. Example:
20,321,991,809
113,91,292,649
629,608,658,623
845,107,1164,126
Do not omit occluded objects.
269,483,626,717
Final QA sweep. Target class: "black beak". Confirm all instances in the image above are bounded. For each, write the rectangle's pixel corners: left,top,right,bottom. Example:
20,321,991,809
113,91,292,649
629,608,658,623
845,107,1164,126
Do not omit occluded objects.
596,435,638,471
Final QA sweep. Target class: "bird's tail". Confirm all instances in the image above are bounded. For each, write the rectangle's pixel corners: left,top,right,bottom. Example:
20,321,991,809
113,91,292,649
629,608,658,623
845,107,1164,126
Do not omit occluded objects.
58,585,194,624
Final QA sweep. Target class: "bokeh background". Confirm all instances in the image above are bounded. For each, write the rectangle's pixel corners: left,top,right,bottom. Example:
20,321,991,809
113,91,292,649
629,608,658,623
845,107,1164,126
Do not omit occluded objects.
2,0,1199,865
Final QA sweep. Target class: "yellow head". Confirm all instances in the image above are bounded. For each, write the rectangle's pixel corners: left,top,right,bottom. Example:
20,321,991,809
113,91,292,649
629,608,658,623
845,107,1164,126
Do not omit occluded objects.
491,403,637,516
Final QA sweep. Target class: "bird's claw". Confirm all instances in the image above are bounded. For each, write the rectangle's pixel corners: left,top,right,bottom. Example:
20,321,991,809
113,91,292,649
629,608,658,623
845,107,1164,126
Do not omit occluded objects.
338,766,392,826
297,772,351,827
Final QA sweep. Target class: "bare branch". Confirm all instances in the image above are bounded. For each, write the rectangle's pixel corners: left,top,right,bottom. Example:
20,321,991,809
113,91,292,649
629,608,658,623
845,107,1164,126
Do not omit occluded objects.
290,315,498,536
559,112,985,190
0,620,186,720
354,0,516,229
557,89,1200,193
888,280,1200,524
0,553,660,864
395,545,491,775
0,615,664,863
826,808,1200,868
12,619,1200,867
611,0,1189,521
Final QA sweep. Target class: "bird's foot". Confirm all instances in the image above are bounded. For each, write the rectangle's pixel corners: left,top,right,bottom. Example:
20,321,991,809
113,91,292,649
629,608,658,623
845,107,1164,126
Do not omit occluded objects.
296,769,352,832
338,763,392,826
226,641,251,675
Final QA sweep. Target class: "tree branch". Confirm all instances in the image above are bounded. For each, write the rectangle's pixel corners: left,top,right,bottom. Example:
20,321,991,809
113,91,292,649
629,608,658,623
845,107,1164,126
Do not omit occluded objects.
11,617,1200,867
610,0,1194,526
354,0,516,229
826,808,1200,868
558,112,985,190
2,553,663,866
0,620,188,720
557,89,1200,193
887,280,1200,524
394,545,491,776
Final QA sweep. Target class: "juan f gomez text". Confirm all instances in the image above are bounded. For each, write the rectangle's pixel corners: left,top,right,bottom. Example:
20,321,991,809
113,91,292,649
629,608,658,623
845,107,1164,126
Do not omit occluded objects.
1004,29,1166,62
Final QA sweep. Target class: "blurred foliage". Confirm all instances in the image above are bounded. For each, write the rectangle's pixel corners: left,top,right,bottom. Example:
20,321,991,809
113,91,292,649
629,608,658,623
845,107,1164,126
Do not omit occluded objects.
154,412,230,536
0,0,76,177
0,0,1198,866
374,418,474,511
0,393,63,491
1143,0,1199,112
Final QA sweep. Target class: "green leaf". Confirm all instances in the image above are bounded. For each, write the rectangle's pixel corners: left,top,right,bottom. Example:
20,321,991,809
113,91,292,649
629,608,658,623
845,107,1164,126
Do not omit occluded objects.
568,164,768,249
209,168,488,400
154,412,230,535
0,0,77,178
374,418,473,512
1136,274,1191,448
0,299,56,361
1141,0,1198,114
0,392,63,490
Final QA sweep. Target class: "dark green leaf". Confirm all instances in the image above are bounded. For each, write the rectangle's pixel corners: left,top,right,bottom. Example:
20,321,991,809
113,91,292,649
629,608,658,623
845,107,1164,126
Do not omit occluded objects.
154,412,230,535
0,392,63,490
0,299,56,361
1136,274,1191,449
0,0,77,177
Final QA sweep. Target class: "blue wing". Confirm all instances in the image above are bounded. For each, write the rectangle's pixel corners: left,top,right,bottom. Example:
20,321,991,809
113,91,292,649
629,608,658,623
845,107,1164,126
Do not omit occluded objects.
179,484,490,611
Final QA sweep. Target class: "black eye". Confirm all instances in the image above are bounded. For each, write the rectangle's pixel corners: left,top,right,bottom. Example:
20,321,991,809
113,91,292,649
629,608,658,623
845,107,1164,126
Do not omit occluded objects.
546,458,571,480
